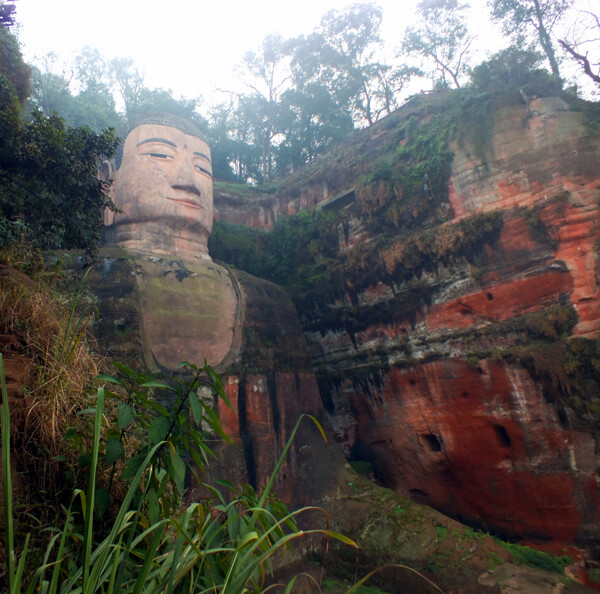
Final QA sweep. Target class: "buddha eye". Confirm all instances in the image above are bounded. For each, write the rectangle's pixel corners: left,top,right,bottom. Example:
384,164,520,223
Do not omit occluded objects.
194,164,213,178
144,152,173,160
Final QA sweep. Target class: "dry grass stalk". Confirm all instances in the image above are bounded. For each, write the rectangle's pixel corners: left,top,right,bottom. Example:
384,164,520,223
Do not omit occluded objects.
0,261,102,477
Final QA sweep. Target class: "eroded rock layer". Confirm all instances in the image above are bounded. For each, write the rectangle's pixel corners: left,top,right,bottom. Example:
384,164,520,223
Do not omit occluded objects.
278,95,600,547
322,359,599,543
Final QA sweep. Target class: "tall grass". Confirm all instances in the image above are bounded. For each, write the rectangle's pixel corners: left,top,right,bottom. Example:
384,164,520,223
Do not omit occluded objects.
1,352,358,592
0,261,99,464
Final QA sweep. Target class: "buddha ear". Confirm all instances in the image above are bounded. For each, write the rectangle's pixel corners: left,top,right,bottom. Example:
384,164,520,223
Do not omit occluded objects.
98,159,115,191
98,159,116,226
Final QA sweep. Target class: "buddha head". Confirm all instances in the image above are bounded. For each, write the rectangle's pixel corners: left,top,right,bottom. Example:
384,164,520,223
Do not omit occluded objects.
103,115,213,260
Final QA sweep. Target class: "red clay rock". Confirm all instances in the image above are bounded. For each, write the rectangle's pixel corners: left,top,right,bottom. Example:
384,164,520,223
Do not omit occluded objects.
447,100,600,335
425,271,573,330
330,359,600,543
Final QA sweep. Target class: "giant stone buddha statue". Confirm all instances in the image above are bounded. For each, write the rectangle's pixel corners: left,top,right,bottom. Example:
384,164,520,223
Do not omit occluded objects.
101,116,240,371
95,114,346,502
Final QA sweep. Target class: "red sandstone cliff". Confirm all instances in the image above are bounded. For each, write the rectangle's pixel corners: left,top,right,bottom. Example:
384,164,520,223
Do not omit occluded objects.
307,96,600,548
213,93,600,551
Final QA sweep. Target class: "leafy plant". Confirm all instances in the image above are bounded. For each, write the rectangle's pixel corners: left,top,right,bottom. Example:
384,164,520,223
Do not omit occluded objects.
1,353,358,593
90,359,233,516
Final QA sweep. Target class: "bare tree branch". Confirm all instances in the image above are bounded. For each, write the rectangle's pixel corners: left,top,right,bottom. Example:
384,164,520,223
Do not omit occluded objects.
559,38,600,85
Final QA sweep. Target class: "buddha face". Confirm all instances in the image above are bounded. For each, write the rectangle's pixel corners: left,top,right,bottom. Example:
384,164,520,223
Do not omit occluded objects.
110,124,213,249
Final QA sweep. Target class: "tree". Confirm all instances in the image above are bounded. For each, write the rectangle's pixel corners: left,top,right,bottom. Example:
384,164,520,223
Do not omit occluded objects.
402,0,474,89
0,73,20,162
28,56,74,116
210,4,406,183
230,94,274,183
110,56,145,115
124,86,202,124
362,63,422,122
470,46,562,97
28,48,121,131
238,35,291,182
68,47,120,130
0,56,118,256
291,4,405,126
489,0,572,79
0,0,16,27
203,95,265,183
0,108,118,255
277,83,353,171
0,24,30,103
559,7,600,88
202,99,242,181
317,3,385,124
19,112,118,253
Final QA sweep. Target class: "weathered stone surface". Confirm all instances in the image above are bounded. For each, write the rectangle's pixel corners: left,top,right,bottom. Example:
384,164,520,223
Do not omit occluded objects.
87,248,347,507
288,97,600,553
213,187,277,229
425,270,573,330
448,100,600,336
448,99,599,216
478,563,593,593
209,371,344,505
323,359,599,543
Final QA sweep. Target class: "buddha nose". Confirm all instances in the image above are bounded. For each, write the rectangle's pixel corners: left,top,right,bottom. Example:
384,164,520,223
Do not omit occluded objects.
169,159,202,196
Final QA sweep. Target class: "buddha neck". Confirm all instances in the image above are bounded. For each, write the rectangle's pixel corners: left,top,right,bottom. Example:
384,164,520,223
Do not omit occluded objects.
105,219,212,262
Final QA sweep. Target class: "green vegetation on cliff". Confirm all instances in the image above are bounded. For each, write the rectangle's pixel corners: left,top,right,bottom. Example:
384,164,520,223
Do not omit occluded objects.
210,85,510,327
0,23,117,257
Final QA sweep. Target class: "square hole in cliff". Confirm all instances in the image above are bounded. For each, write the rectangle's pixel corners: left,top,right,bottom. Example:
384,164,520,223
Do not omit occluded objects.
420,433,442,452
494,424,512,448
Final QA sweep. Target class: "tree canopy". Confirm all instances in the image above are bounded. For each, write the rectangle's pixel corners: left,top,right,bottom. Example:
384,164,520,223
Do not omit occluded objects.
0,23,117,256
559,6,600,88
489,0,572,79
5,0,598,195
403,0,474,88
0,25,30,103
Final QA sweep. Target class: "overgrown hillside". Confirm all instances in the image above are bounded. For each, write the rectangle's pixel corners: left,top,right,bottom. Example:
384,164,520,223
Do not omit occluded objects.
209,63,600,550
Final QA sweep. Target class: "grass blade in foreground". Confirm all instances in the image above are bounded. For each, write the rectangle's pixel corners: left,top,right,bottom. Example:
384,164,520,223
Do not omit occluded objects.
1,354,18,593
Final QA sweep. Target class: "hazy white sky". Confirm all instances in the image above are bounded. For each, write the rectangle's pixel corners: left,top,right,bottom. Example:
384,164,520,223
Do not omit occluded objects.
13,0,598,104
16,0,425,100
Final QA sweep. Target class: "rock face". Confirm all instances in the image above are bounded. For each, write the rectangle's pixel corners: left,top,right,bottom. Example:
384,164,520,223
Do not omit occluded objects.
302,96,600,548
210,93,600,552
448,97,600,337
86,248,347,507
324,360,598,543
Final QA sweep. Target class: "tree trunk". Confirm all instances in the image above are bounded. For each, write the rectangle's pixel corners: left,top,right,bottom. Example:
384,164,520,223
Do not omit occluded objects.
532,0,561,79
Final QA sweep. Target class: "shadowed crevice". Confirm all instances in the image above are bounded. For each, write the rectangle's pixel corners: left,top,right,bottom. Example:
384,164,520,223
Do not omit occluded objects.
267,371,281,448
237,376,257,488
